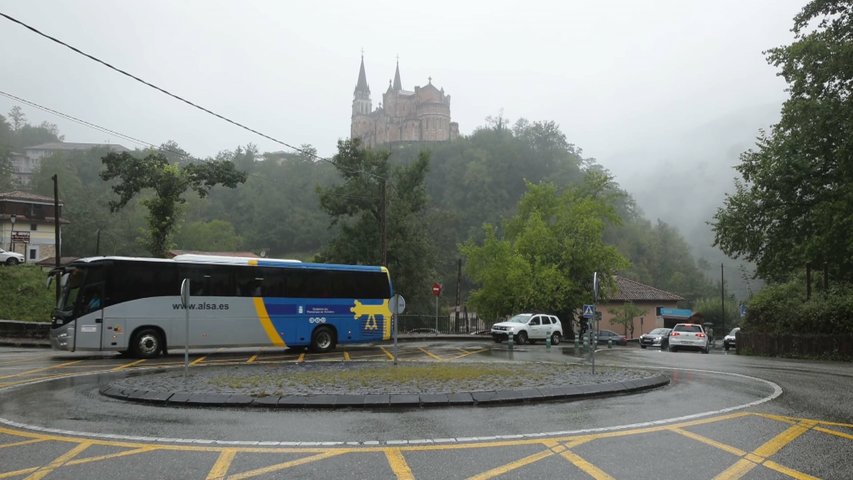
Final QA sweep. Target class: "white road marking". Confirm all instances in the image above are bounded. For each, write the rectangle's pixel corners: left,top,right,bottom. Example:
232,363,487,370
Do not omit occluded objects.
0,363,782,446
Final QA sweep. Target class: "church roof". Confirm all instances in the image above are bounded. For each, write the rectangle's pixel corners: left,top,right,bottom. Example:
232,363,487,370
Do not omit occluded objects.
354,55,370,95
393,60,402,91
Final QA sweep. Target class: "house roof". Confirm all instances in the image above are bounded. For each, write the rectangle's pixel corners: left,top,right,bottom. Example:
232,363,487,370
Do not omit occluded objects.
0,191,62,205
609,276,684,302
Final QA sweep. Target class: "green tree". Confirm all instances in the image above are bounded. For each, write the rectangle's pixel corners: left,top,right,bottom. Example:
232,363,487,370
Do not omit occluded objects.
174,219,242,252
317,139,436,310
101,151,247,257
608,302,644,337
8,106,25,132
712,0,853,282
462,173,628,326
692,296,740,338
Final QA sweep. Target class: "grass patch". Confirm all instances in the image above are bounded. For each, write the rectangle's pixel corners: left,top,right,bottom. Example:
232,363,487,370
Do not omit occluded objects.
0,265,54,322
209,363,564,394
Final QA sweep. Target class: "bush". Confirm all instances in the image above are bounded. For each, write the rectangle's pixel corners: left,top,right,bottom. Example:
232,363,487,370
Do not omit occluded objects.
0,265,54,322
744,280,853,335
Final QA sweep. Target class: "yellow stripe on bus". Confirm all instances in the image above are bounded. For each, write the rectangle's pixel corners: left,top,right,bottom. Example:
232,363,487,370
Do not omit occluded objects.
253,298,285,347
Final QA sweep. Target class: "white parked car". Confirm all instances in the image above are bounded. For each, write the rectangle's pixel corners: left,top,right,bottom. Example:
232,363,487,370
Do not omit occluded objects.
0,248,25,265
490,313,562,345
724,327,741,351
668,323,709,353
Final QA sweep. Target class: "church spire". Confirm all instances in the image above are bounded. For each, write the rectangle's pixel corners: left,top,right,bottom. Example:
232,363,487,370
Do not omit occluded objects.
393,57,402,91
354,53,370,96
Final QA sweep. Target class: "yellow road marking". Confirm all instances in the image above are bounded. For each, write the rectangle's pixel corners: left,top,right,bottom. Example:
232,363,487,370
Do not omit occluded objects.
713,458,758,480
0,438,45,449
0,370,87,388
379,346,394,360
206,448,237,480
190,356,207,366
385,448,415,480
451,348,487,359
226,450,347,480
417,347,443,361
24,441,91,480
558,449,615,480
814,426,853,440
763,460,821,480
65,446,158,466
669,427,747,457
467,449,552,480
343,352,351,361
0,360,83,380
246,355,257,364
753,420,815,457
297,353,305,363
111,359,146,371
713,420,817,480
0,465,39,479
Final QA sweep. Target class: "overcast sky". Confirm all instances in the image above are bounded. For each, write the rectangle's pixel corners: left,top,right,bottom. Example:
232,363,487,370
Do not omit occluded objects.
1,1,802,188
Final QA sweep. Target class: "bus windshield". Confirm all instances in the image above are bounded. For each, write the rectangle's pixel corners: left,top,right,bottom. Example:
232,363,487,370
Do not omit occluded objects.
58,269,85,313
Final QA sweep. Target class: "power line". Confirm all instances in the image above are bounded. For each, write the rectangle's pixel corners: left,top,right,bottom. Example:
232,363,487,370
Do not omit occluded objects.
0,89,193,160
0,11,386,179
0,11,318,159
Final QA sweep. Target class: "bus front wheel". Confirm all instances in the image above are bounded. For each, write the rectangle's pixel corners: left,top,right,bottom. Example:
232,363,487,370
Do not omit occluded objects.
310,326,336,353
131,328,164,358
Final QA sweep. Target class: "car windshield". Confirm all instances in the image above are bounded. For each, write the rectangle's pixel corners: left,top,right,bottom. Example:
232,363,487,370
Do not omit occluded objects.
728,328,740,335
650,328,668,335
507,314,532,324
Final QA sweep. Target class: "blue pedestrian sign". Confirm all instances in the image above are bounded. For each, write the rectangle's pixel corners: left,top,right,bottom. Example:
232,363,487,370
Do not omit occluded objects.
739,304,747,318
582,304,595,319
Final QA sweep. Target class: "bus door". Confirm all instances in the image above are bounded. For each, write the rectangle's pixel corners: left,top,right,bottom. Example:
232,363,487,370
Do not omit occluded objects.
74,271,106,351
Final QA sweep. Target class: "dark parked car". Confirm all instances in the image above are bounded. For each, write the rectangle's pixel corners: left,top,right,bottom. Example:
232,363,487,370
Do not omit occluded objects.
639,328,671,349
595,330,628,346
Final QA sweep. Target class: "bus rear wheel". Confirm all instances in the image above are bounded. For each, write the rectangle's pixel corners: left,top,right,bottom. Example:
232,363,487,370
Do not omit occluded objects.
131,328,163,358
310,326,336,353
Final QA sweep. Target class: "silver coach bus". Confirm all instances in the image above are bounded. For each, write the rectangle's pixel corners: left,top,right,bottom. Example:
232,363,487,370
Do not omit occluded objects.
49,255,393,358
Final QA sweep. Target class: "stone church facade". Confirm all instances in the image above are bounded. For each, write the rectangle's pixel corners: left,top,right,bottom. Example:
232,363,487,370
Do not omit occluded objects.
351,56,459,148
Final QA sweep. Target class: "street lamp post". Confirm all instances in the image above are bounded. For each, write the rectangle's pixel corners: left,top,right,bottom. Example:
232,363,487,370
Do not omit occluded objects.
9,214,16,251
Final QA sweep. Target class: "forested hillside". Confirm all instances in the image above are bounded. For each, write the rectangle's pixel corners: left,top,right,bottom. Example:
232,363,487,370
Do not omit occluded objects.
2,111,717,315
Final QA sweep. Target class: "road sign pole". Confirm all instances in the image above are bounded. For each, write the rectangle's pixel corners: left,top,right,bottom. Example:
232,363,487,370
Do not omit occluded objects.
391,293,406,366
180,278,190,384
393,296,398,366
435,296,439,334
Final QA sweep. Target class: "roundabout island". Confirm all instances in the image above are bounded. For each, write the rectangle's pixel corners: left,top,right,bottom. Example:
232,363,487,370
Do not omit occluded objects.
100,360,670,408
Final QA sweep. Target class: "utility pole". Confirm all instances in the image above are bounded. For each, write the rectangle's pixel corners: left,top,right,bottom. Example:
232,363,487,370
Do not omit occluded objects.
455,258,461,333
379,178,387,266
52,175,61,302
720,263,725,337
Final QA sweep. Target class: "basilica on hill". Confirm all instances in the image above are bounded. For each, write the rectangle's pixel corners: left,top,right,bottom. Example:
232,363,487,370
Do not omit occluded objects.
350,56,459,148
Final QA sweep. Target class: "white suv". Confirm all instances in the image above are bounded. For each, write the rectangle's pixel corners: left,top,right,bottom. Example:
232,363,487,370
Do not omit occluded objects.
0,248,25,265
668,323,709,353
490,313,563,345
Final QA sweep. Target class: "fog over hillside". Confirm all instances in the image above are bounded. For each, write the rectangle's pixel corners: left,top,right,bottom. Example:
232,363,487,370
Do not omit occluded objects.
602,103,782,299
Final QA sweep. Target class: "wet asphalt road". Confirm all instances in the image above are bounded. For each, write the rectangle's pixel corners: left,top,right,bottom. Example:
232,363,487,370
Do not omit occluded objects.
1,341,851,479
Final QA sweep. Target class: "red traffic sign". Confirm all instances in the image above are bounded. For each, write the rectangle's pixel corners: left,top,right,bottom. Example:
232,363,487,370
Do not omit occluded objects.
432,283,442,297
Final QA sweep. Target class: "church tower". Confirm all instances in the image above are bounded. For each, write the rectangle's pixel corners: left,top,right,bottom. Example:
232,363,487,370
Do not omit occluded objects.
351,55,372,141
350,55,458,148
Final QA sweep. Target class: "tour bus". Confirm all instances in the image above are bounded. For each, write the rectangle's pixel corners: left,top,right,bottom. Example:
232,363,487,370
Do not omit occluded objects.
48,254,393,358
